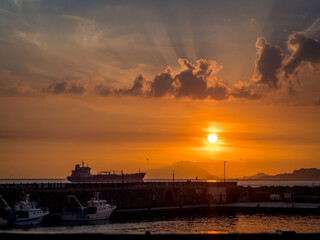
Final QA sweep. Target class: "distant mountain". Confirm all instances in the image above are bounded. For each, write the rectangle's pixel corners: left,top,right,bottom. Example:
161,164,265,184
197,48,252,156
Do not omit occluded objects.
243,168,320,180
243,172,269,179
146,161,218,180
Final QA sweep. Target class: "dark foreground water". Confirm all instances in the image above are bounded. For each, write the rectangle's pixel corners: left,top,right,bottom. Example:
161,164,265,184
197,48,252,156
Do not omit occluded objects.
1,214,320,234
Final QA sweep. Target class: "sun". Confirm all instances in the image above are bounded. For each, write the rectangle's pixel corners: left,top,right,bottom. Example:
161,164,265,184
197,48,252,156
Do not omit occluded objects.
208,134,218,143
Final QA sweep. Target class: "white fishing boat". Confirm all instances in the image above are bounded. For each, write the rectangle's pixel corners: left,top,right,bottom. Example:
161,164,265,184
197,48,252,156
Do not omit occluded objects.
13,194,49,225
61,193,116,221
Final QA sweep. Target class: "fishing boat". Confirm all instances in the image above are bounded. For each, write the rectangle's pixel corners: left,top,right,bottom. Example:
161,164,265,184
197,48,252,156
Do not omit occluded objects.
13,194,49,225
61,193,116,221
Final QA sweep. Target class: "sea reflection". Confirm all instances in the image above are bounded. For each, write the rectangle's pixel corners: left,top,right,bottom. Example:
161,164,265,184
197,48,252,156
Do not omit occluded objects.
2,213,320,234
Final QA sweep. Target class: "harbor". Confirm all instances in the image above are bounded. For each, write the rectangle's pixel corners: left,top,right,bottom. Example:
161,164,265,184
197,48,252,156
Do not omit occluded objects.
1,179,320,240
1,163,320,229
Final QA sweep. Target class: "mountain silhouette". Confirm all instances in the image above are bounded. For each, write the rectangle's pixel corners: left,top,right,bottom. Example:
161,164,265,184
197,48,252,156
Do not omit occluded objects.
146,161,218,179
243,172,269,179
243,168,320,180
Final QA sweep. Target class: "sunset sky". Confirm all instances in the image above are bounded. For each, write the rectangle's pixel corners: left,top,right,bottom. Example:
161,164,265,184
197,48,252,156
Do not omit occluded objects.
0,0,319,179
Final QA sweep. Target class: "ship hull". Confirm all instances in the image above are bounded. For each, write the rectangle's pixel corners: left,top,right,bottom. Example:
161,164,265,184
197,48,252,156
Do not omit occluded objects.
67,173,146,183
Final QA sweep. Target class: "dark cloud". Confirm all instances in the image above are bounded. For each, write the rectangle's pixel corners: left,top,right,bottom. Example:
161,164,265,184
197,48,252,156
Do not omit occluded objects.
115,74,146,96
102,58,230,100
174,70,208,99
174,59,229,100
207,82,230,101
94,84,112,96
148,68,174,97
283,33,320,75
252,37,284,88
46,80,86,94
231,81,262,100
251,33,320,97
97,59,230,100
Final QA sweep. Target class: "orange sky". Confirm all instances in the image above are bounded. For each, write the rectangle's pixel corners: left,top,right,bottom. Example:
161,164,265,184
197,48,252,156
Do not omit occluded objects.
0,1,320,178
0,94,319,178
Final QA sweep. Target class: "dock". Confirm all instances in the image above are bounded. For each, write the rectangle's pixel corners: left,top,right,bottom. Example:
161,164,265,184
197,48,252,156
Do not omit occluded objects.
1,181,320,216
0,181,237,213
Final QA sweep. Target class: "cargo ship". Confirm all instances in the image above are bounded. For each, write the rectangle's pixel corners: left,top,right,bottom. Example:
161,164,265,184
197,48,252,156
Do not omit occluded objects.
67,161,146,183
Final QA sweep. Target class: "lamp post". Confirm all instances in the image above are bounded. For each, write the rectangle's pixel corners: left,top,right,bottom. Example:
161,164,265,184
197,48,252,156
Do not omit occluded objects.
224,161,226,182
173,170,175,183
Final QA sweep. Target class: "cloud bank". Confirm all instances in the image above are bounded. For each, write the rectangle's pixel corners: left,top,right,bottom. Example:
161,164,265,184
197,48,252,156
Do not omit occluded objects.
41,58,235,100
46,80,86,94
1,33,319,103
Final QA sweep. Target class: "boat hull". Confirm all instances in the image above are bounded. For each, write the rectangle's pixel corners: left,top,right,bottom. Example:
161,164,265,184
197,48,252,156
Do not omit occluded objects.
61,206,116,221
14,211,49,226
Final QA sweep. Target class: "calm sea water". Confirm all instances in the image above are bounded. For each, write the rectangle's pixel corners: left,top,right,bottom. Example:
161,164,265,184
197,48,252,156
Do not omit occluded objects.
1,179,320,187
1,214,320,234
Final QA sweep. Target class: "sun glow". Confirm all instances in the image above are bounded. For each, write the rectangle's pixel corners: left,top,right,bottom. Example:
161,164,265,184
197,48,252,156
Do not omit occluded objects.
208,134,218,143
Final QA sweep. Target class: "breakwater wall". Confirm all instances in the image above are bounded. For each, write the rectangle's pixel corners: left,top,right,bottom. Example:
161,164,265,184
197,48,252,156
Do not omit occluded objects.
1,182,320,214
0,182,237,213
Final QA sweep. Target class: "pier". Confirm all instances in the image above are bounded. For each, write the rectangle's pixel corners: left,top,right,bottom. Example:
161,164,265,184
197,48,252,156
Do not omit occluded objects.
1,181,320,216
0,181,237,213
